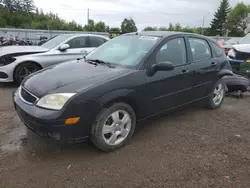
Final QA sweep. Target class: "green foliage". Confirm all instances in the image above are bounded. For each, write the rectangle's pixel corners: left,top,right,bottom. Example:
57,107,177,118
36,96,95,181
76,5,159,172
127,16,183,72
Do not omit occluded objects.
168,23,174,31
174,23,181,31
210,0,231,36
0,0,120,32
0,16,7,27
109,27,120,33
84,19,95,31
121,18,137,33
22,0,35,13
142,24,210,35
227,2,250,37
95,21,106,32
143,26,158,31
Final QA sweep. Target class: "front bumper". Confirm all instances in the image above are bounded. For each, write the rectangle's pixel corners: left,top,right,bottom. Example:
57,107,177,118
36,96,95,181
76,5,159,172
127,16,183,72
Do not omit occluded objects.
0,63,15,82
13,88,92,143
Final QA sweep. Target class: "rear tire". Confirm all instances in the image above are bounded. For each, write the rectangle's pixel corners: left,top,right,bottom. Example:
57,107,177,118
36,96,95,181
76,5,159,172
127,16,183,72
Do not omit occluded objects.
205,79,226,109
91,102,136,152
14,62,41,85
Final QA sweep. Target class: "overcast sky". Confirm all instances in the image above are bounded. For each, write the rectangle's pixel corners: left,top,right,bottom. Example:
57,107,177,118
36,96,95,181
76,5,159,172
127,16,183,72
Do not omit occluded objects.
34,0,249,31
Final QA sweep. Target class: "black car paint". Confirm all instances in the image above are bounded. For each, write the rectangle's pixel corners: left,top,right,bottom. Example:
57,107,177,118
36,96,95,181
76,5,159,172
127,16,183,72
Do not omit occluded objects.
14,32,232,142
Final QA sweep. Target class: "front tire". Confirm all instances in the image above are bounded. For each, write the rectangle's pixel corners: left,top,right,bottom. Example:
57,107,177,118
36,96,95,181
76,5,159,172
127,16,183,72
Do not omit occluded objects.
205,79,226,109
91,102,136,152
14,62,41,85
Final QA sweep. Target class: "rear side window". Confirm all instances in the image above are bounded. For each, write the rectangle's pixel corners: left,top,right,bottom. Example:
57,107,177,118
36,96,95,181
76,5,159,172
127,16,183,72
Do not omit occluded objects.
189,38,211,62
210,42,224,57
89,37,107,47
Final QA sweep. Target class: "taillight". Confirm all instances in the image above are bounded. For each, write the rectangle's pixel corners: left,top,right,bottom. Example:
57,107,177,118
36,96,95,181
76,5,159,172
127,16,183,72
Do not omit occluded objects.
216,41,223,49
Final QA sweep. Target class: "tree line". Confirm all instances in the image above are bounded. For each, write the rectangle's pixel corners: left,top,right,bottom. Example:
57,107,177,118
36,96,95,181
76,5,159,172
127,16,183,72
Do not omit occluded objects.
143,0,250,37
0,0,137,33
0,0,249,37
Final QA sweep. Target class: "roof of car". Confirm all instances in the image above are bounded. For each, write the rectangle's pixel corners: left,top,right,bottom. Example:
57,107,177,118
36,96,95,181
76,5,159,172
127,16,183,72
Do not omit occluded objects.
60,33,109,38
126,31,211,40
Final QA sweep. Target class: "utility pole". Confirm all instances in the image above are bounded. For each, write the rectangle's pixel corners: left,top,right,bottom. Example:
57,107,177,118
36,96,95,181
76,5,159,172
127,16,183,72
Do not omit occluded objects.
202,12,210,35
87,8,89,26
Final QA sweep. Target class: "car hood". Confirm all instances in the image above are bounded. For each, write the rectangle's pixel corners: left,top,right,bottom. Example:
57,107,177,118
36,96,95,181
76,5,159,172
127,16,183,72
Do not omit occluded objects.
222,44,233,49
232,44,250,53
0,46,49,57
22,60,132,98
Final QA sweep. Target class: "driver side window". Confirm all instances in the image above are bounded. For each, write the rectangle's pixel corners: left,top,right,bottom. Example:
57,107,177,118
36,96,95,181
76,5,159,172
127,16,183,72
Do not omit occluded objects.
66,37,86,49
156,38,186,66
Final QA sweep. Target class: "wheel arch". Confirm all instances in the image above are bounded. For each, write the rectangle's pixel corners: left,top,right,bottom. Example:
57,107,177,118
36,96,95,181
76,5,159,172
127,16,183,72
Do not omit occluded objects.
98,89,139,118
13,61,43,82
217,69,233,79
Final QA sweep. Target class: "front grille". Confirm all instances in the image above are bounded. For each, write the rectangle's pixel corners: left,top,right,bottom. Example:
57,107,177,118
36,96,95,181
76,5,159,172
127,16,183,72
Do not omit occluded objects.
235,50,250,60
19,87,38,104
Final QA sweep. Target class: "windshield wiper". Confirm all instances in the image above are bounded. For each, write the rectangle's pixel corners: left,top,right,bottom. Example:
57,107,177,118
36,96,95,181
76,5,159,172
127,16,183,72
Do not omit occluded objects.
87,59,114,68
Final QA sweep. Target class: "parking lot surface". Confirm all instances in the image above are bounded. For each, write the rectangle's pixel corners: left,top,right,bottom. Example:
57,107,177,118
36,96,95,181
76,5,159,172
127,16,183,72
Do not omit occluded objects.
0,83,250,188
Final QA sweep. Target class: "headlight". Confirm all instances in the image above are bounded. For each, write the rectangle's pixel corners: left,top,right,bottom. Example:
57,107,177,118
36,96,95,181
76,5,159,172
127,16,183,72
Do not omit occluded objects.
228,49,236,58
36,93,76,110
0,56,16,66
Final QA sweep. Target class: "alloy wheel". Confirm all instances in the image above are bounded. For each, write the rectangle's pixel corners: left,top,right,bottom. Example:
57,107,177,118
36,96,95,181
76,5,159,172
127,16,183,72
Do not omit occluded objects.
19,66,38,81
213,83,224,106
102,110,132,146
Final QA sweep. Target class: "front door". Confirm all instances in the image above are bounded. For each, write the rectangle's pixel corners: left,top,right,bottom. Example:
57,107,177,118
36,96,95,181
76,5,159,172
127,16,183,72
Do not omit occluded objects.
143,37,194,117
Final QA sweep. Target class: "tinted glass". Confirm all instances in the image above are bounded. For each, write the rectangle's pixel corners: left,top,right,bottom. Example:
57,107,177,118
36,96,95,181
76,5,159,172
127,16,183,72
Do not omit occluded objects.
189,38,211,62
41,35,71,49
210,42,224,57
89,37,107,47
67,37,86,48
86,35,160,68
225,38,241,45
156,38,186,66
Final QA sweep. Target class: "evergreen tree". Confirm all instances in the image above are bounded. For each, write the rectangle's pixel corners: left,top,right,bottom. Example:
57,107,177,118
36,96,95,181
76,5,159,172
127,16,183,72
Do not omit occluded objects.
210,0,231,36
2,0,15,11
121,18,137,33
168,23,174,31
22,0,35,13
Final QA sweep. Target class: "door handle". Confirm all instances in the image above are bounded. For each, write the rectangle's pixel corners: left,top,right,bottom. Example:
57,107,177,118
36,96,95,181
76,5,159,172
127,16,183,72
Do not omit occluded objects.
80,50,87,53
181,69,189,74
211,62,217,67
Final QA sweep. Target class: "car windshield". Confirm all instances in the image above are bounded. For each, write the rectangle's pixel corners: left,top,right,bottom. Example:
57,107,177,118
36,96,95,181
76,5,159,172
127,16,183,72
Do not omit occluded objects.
239,34,250,44
225,38,241,45
41,35,71,49
86,35,160,68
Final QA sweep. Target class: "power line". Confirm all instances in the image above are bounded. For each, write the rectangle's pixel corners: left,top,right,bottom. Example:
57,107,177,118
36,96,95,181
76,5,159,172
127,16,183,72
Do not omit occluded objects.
40,7,204,16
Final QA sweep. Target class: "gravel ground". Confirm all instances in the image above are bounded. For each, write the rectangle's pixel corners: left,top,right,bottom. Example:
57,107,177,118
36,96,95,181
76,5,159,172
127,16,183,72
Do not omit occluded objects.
0,83,250,188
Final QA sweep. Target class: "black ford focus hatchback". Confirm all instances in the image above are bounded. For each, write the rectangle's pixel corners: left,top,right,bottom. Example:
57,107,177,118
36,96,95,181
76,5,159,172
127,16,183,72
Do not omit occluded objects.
13,31,233,152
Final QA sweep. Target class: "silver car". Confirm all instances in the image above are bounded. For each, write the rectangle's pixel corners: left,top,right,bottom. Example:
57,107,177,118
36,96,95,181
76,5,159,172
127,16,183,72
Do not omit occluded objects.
0,34,110,84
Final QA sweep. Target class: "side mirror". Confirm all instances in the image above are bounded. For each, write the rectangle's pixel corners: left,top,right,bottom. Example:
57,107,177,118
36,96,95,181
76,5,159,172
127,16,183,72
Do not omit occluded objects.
58,44,70,51
148,61,174,76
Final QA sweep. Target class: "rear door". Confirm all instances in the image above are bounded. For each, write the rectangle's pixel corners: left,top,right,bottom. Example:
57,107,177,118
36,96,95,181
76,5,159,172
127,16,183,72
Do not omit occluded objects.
187,37,219,99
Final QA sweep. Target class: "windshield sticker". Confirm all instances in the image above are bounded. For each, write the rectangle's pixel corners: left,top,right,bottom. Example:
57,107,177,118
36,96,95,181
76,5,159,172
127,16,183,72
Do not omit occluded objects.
139,36,158,41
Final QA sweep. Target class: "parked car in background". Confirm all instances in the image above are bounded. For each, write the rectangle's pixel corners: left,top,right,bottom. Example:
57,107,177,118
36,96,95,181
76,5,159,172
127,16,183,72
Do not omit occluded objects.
0,34,109,84
227,33,250,77
222,37,242,55
14,31,232,152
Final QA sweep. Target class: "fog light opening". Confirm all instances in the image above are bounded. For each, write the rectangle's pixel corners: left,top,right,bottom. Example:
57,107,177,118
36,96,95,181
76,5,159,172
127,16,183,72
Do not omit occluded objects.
65,117,80,125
